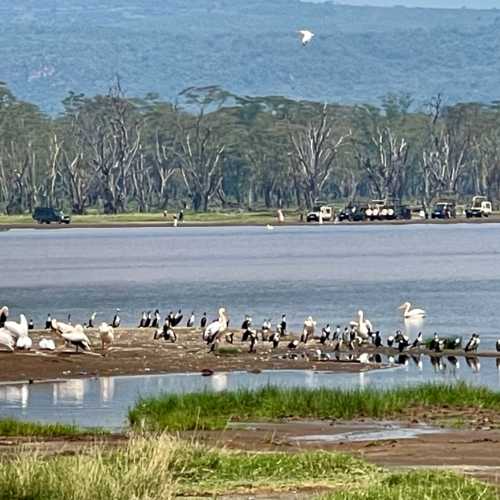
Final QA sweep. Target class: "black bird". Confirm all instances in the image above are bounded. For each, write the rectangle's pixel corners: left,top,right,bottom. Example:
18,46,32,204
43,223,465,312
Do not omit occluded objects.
496,339,500,352
411,332,423,349
45,314,52,330
271,331,280,349
279,314,287,335
332,325,341,342
465,333,480,353
241,327,252,342
387,336,394,348
151,310,160,329
88,312,96,328
248,332,257,353
171,310,183,327
200,313,207,328
429,333,444,352
139,311,147,328
288,339,299,350
112,309,121,328
373,331,382,348
28,318,34,330
241,315,252,330
186,312,195,328
0,306,8,328
144,311,152,328
320,324,331,344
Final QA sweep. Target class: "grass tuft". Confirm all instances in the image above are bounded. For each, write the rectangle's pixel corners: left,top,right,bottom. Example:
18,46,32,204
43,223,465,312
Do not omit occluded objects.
0,418,107,437
129,383,500,431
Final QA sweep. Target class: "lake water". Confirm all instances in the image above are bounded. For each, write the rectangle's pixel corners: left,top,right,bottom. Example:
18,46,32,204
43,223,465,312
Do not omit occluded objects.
1,356,499,430
2,223,500,348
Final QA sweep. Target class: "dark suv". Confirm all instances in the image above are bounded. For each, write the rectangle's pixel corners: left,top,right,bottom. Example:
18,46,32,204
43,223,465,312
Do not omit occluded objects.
33,207,71,224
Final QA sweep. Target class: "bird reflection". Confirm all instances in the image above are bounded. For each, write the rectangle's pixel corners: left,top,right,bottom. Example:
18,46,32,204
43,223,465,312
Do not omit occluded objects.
411,355,423,371
430,356,445,372
210,373,228,392
0,385,28,408
396,354,409,367
53,379,86,405
99,377,115,403
447,356,460,373
465,356,480,373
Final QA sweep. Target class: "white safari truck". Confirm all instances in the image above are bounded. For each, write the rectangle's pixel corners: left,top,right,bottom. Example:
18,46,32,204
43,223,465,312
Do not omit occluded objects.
306,205,334,223
465,196,492,218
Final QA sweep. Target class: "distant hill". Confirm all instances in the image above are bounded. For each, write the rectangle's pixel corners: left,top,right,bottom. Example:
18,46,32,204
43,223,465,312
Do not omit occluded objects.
1,0,499,112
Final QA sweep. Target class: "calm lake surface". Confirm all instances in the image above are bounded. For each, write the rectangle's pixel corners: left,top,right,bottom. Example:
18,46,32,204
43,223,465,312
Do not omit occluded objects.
1,223,500,346
1,359,499,430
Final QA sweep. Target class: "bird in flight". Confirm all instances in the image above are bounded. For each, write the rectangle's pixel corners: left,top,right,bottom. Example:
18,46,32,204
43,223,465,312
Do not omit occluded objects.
298,30,314,46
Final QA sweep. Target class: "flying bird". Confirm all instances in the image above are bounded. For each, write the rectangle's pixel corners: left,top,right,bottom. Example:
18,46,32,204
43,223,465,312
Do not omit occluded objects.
298,30,314,46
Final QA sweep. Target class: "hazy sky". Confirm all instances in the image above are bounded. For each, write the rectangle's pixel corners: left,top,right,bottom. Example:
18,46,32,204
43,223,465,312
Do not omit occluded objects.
331,1,498,8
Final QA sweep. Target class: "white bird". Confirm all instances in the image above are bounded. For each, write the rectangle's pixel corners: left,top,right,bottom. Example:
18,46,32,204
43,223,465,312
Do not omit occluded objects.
204,308,228,345
53,321,91,352
301,316,316,343
266,224,274,231
298,29,314,46
16,335,32,350
39,338,56,351
399,302,426,319
350,310,373,340
4,314,28,341
0,328,15,351
98,322,114,350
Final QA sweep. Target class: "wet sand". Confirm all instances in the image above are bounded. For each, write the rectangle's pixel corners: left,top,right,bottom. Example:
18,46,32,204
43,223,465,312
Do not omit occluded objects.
0,328,373,383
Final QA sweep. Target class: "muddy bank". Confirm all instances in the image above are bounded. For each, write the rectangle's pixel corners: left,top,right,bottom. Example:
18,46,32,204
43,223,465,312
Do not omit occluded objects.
0,328,374,383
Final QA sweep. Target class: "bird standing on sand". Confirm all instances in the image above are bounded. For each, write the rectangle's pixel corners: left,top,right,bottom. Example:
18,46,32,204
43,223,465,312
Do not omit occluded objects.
152,310,160,329
465,333,480,353
144,311,152,328
411,332,423,349
52,320,91,352
98,322,114,350
200,313,207,328
298,29,314,46
496,339,500,352
45,314,52,329
204,308,228,351
350,310,373,340
301,316,316,343
187,312,195,328
88,312,97,328
279,314,287,335
0,306,8,328
112,309,121,328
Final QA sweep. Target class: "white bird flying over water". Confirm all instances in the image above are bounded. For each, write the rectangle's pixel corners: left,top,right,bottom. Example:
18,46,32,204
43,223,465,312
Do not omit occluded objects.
298,30,314,46
399,302,426,319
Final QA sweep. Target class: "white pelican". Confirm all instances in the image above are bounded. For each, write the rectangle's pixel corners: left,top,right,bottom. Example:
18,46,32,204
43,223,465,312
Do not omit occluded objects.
4,314,28,341
98,322,114,350
266,224,274,231
399,302,426,319
39,338,56,351
0,306,8,327
301,316,316,343
53,321,91,352
204,308,228,348
0,329,15,351
298,29,314,46
16,335,32,350
350,310,373,340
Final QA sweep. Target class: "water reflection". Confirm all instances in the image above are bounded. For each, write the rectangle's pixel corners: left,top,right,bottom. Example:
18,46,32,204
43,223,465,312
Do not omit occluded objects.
0,385,28,408
53,379,86,405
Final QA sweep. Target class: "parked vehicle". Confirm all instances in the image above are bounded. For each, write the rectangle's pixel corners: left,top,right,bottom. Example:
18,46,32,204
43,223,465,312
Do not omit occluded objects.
365,200,411,221
431,202,456,219
32,207,71,224
338,204,367,222
306,205,334,223
465,196,492,218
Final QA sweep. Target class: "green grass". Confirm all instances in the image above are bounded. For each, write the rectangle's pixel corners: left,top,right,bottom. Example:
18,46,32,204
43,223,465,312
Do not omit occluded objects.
0,418,108,437
0,434,496,499
321,470,498,500
129,383,500,431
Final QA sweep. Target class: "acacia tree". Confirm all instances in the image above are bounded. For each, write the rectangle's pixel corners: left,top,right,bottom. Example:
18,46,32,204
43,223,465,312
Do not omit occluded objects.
357,127,409,202
175,111,225,211
289,105,351,209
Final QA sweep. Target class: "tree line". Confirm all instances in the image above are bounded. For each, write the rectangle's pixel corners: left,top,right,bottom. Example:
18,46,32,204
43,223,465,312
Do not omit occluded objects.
1,81,500,215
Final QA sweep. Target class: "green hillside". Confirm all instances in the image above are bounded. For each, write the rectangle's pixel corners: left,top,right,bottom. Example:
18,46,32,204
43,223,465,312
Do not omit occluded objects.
1,0,499,112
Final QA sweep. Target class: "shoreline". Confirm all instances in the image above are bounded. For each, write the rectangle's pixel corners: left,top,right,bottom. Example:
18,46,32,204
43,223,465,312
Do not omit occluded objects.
2,216,500,231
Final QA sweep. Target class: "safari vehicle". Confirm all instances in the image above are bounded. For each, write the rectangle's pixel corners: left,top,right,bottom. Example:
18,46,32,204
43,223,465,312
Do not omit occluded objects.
338,203,368,222
365,200,411,221
306,205,334,223
431,202,456,219
465,196,492,218
32,207,71,224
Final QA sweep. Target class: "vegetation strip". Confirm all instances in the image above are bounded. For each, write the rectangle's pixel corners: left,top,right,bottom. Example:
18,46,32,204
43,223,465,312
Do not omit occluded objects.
0,418,107,437
0,434,495,499
129,383,500,431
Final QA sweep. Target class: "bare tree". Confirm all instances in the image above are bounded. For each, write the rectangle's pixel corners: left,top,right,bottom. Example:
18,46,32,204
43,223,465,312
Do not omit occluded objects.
175,112,225,212
289,105,351,209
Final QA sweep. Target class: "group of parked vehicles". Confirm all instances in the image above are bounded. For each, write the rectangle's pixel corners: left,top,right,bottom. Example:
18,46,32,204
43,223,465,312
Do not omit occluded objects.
306,196,494,223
